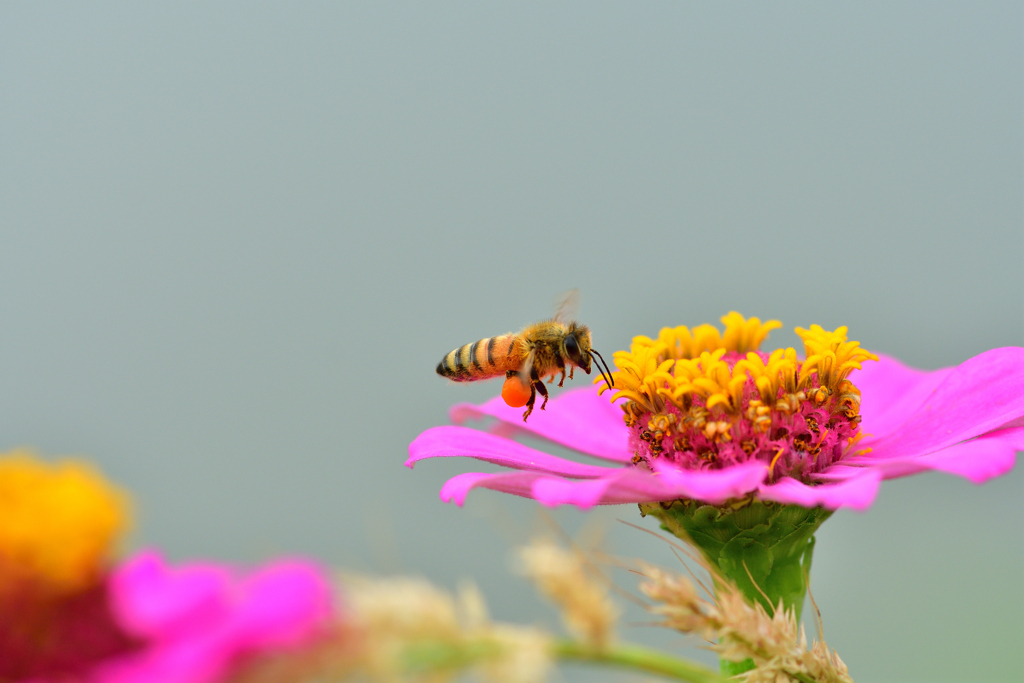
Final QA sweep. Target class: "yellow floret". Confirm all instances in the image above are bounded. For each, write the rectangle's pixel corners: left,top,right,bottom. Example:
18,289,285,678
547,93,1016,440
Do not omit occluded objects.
795,325,879,391
733,349,799,407
0,450,131,595
597,316,877,421
719,312,783,355
652,313,781,362
665,350,746,414
655,323,725,361
597,344,673,414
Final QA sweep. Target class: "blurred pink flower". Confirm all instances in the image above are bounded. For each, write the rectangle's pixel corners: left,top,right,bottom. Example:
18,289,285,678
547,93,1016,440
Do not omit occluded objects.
92,550,335,683
408,348,1024,511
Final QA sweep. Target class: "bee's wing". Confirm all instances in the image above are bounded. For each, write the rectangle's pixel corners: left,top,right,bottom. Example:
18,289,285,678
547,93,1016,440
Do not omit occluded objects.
518,348,536,384
553,288,580,323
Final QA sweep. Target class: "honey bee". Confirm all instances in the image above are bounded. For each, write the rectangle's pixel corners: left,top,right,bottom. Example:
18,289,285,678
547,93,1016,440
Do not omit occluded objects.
435,291,614,421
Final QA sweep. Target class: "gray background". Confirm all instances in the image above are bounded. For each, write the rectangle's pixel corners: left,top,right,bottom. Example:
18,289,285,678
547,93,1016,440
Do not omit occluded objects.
1,3,1021,682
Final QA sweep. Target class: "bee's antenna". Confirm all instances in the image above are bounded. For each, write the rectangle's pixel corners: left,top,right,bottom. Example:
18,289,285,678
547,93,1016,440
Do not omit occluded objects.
589,348,615,388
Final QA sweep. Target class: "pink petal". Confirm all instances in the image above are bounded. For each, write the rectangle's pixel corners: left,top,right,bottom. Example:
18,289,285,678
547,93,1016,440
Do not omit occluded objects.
407,425,616,478
805,464,867,482
853,353,954,439
530,476,620,508
859,347,1024,460
439,462,768,509
450,386,632,462
758,470,884,511
533,463,769,508
440,471,550,506
108,551,233,638
98,554,335,683
228,560,335,648
845,426,1024,483
94,637,232,683
649,461,770,503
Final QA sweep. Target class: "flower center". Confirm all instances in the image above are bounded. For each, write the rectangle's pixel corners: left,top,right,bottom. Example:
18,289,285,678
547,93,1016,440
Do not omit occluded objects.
596,313,878,483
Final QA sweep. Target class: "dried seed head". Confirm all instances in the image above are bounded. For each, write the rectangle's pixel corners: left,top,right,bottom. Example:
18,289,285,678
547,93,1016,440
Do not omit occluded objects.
345,575,463,642
342,575,553,683
516,538,619,650
638,562,852,683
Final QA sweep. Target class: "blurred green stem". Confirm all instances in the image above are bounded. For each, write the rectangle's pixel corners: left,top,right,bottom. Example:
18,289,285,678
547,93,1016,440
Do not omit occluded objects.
553,639,727,683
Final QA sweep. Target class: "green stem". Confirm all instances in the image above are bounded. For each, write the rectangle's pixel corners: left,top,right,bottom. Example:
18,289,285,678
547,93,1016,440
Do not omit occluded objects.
553,639,728,683
639,500,832,677
641,500,831,622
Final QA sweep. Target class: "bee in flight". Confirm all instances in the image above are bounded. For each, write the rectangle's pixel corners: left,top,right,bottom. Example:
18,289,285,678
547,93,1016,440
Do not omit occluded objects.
435,291,614,421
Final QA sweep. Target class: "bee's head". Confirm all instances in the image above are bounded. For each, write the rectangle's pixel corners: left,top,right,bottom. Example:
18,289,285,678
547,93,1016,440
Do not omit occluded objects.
564,322,615,390
563,323,592,373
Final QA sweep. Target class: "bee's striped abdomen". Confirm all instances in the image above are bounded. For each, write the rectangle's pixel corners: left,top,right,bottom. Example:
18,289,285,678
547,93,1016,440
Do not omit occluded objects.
437,334,521,382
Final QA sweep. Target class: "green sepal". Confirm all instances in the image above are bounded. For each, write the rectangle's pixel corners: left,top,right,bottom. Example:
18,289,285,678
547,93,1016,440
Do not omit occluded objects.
639,499,831,675
640,499,830,621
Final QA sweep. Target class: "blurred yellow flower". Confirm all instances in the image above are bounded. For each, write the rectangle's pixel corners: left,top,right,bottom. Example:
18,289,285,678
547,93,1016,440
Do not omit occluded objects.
0,450,131,595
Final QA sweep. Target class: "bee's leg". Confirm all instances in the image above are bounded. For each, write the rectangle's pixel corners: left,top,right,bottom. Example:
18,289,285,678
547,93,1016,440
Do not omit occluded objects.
534,377,549,411
526,367,548,415
554,354,566,387
522,383,537,422
568,366,575,380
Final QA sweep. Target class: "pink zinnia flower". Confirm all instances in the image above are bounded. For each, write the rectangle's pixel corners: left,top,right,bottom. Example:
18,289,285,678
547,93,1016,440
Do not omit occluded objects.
92,550,336,683
408,314,1024,512
0,453,339,683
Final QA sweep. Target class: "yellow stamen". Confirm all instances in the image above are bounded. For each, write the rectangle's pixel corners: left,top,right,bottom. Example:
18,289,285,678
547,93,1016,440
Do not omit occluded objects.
795,325,879,392
650,323,724,361
644,313,782,363
668,350,738,412
0,450,131,595
647,413,678,440
768,447,785,477
719,312,783,354
843,432,871,456
597,344,672,413
597,317,877,424
734,349,797,407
